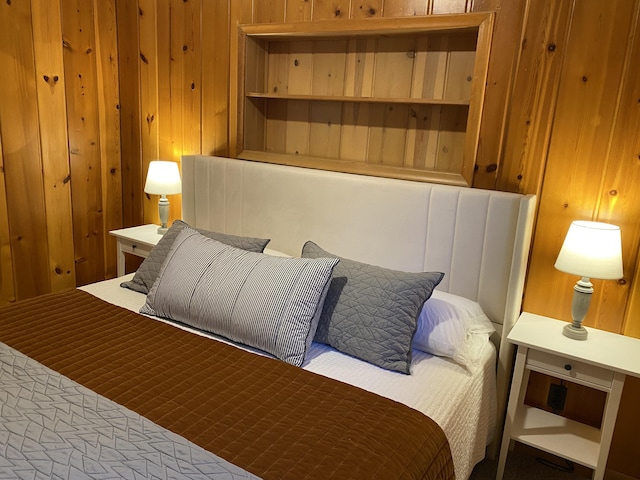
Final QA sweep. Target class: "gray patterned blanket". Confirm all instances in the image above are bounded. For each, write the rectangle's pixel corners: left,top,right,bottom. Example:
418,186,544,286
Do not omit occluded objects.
0,341,260,480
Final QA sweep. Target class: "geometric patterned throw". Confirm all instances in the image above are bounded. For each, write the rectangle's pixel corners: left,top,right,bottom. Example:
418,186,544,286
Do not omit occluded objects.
0,342,261,479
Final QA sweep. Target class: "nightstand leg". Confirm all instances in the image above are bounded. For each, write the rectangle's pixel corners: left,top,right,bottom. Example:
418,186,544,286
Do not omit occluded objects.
116,240,126,277
593,372,625,480
497,347,529,480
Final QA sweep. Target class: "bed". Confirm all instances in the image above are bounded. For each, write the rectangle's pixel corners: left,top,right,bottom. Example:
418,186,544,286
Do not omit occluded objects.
0,155,536,479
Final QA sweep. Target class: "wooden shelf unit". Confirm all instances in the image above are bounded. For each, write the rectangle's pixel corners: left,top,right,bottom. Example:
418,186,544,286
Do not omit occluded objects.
233,13,494,186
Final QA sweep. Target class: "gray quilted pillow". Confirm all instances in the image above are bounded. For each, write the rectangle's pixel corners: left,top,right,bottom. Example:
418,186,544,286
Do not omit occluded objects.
140,228,338,367
302,241,444,374
121,220,270,294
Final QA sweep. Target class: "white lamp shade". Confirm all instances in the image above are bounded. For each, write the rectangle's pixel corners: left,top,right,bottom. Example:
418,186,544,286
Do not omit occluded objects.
554,221,623,279
144,161,182,195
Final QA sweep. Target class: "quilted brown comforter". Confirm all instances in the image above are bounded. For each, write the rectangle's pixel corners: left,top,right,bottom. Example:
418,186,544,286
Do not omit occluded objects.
0,289,455,480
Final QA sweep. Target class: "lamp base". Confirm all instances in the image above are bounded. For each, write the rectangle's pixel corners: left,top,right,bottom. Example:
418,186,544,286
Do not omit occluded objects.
563,322,588,340
157,195,170,235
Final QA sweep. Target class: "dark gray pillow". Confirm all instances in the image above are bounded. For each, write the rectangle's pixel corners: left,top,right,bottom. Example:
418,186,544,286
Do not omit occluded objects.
140,228,338,367
121,220,270,294
301,241,444,374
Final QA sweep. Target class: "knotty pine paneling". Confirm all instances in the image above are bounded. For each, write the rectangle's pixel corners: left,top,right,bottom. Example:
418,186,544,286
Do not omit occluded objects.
351,0,384,18
522,0,637,333
507,1,640,477
312,1,351,21
286,0,313,22
0,1,51,299
61,0,107,285
471,0,526,189
139,0,161,229
32,0,77,290
94,0,123,280
0,0,639,475
0,136,14,305
497,0,571,195
0,0,124,294
384,0,429,16
255,0,286,24
603,3,640,339
115,0,143,228
202,0,231,157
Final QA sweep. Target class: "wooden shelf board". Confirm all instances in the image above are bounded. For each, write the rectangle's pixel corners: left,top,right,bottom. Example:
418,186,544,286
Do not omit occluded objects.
237,150,470,187
245,93,470,106
512,406,600,468
240,13,492,39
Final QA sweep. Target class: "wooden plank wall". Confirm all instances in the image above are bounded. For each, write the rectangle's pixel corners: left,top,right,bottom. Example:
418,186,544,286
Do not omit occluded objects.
0,0,120,296
500,1,640,475
0,0,639,475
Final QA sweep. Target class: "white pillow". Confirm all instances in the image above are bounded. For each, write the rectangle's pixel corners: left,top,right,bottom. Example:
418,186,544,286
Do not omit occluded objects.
412,290,495,371
263,248,292,257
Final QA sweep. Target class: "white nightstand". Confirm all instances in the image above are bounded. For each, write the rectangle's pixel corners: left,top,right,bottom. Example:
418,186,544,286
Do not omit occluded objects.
109,224,163,276
497,312,640,480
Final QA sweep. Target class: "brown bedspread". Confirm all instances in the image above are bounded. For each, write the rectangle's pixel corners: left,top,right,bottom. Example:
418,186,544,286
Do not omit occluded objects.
0,289,455,480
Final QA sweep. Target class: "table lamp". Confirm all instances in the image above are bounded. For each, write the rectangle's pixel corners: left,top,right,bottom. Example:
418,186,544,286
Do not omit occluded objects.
554,220,623,340
144,160,182,234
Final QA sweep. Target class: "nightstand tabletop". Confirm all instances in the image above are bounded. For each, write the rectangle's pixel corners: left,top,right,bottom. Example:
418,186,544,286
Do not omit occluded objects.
109,224,164,246
509,313,640,378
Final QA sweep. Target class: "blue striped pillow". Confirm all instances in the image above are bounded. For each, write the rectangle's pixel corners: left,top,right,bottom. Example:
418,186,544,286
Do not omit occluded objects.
140,228,338,367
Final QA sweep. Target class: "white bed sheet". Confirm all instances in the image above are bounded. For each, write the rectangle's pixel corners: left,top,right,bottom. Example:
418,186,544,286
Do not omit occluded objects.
81,275,497,480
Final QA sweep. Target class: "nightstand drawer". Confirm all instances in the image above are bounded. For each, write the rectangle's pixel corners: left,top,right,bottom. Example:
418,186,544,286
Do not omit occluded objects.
120,241,154,258
527,349,614,390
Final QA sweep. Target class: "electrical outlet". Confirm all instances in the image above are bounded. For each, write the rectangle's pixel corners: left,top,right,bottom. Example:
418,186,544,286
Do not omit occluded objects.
547,383,567,411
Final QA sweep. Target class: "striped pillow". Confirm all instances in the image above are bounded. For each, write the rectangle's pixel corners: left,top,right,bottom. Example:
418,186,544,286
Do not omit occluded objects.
141,228,338,367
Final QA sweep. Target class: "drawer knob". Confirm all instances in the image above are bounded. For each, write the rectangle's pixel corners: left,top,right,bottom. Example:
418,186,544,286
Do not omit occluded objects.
132,244,137,250
564,364,572,371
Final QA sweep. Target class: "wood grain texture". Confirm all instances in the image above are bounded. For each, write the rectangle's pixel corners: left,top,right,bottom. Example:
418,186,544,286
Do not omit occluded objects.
229,0,253,156
116,0,143,228
522,0,636,334
255,0,286,23
312,40,347,96
497,0,571,196
432,0,468,14
0,0,51,299
62,0,106,286
0,135,15,305
0,0,636,344
383,0,429,17
627,243,640,339
600,1,640,338
309,102,343,158
94,0,123,279
139,0,160,227
340,102,371,161
286,0,313,22
472,0,527,189
202,0,230,156
507,2,640,475
235,15,493,184
351,0,383,18
1,1,640,473
32,0,77,290
313,0,350,20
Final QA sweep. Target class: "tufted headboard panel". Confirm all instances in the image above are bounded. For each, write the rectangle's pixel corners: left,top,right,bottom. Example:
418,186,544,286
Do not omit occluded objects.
181,154,536,444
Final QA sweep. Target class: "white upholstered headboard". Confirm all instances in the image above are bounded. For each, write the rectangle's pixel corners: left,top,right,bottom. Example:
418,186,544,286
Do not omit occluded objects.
181,155,536,444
